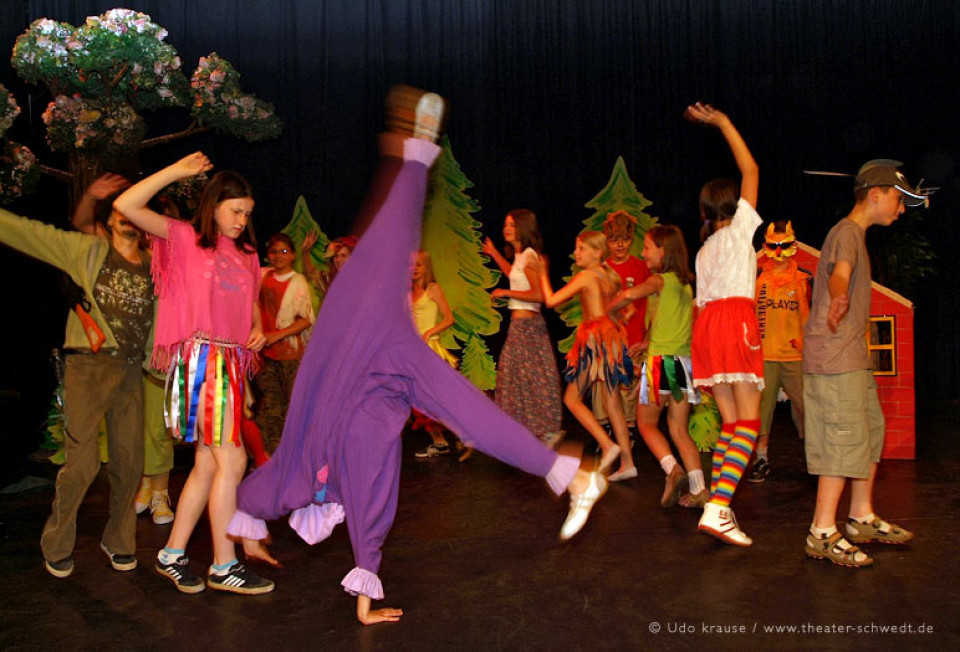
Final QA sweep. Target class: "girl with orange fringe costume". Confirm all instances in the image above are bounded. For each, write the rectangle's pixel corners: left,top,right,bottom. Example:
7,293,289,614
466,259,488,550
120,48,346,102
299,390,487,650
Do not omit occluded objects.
531,231,636,477
608,225,707,500
684,102,764,548
114,153,275,595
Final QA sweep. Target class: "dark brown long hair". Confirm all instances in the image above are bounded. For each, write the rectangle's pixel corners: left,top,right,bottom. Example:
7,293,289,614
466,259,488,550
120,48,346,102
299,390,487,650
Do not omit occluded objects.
698,177,739,242
193,171,257,252
646,225,694,286
503,208,544,261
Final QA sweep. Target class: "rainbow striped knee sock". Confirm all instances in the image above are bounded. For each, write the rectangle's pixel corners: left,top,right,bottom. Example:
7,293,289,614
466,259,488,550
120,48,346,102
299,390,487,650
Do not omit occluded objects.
711,422,736,495
713,419,759,507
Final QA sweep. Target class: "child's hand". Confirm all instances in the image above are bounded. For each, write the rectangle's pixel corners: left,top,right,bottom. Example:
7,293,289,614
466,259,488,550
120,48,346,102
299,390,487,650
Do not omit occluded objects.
481,237,497,257
491,288,510,300
302,230,318,251
85,173,130,200
683,102,729,129
827,293,850,332
264,331,283,347
526,256,545,275
246,326,267,351
172,152,213,179
628,342,646,360
357,595,403,625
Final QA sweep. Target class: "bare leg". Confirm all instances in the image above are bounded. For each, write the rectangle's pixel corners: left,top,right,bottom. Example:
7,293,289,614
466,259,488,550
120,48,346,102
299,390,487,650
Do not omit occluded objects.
208,443,248,566
563,383,616,452
848,462,878,519
637,403,670,459
603,385,635,471
813,475,847,529
165,444,215,550
666,397,700,473
425,422,447,447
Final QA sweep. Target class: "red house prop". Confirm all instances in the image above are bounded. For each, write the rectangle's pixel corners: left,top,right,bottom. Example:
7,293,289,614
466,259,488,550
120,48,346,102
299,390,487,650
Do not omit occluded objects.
795,243,915,459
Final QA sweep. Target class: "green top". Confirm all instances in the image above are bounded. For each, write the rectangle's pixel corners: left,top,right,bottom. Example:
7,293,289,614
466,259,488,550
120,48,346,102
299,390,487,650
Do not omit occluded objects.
646,272,692,357
0,207,155,358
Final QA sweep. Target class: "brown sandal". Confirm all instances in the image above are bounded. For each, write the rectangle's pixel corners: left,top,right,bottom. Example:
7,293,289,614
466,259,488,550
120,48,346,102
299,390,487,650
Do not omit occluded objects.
805,531,874,568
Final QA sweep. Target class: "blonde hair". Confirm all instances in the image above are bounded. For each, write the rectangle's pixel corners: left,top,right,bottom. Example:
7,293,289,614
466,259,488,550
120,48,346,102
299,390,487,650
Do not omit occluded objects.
413,249,436,290
577,231,621,293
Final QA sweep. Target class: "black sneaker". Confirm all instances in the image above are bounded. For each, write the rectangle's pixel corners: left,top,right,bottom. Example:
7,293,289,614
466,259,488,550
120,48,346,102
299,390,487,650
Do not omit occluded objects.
207,562,275,595
100,542,137,571
44,557,74,578
155,555,206,594
748,459,771,483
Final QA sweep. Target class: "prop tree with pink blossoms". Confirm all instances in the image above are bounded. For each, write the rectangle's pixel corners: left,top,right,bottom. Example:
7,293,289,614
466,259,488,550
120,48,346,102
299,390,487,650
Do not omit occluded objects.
1,8,281,205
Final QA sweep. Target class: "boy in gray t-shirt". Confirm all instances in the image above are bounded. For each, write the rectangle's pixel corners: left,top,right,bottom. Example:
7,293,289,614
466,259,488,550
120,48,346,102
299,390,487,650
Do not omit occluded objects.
802,160,926,567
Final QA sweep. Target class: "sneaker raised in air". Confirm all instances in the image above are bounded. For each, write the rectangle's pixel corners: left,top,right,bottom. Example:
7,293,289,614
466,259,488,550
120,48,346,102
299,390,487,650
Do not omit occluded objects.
150,490,175,525
207,562,275,595
155,554,206,594
413,92,445,143
44,557,74,578
100,542,137,571
748,459,771,483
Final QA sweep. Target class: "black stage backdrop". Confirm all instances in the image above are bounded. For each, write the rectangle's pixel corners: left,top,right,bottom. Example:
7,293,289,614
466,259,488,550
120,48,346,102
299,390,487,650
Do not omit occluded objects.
1,1,958,455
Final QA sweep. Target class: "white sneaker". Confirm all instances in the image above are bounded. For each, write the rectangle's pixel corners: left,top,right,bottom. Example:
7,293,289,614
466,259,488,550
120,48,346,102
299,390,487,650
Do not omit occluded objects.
698,502,752,547
560,472,608,540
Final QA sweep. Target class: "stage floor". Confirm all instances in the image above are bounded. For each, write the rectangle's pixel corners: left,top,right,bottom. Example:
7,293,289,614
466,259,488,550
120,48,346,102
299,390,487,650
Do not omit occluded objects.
2,402,958,650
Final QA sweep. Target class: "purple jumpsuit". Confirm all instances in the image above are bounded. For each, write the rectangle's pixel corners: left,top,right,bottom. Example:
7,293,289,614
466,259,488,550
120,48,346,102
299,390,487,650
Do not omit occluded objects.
228,138,579,600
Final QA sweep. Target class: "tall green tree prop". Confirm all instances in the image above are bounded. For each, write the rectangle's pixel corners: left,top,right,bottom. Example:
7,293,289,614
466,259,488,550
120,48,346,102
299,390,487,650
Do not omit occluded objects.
557,156,659,352
421,136,501,390
1,9,282,205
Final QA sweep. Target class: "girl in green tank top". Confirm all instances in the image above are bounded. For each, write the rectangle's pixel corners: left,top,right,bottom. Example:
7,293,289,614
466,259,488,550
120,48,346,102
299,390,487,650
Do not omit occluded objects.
608,226,707,504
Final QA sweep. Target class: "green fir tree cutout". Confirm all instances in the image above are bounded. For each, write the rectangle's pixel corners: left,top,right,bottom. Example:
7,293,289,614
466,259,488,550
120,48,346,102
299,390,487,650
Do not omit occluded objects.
557,156,659,352
281,195,330,306
421,136,501,390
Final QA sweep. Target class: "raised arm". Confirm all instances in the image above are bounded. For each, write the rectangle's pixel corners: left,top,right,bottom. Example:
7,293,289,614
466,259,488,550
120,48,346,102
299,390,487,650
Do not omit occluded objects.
72,173,129,237
114,152,214,239
684,103,758,208
607,274,663,312
481,237,513,276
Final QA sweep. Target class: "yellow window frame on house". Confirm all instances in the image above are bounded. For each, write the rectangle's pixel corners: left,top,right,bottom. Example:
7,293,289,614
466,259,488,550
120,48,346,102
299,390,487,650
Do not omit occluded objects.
867,315,896,376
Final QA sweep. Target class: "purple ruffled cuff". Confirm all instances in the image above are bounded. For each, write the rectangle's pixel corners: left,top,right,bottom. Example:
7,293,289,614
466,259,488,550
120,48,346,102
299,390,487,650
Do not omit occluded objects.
403,138,441,166
289,502,345,545
546,454,580,495
341,567,384,600
226,509,269,540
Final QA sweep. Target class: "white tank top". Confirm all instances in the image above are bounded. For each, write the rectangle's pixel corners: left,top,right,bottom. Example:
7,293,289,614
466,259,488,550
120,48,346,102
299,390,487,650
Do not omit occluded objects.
507,248,541,312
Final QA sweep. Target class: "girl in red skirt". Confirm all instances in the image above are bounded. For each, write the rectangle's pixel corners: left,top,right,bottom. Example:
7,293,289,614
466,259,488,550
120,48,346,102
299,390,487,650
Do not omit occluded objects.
685,103,763,547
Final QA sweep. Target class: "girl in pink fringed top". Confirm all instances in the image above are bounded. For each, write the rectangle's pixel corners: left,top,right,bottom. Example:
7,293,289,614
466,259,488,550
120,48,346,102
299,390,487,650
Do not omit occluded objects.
114,152,275,595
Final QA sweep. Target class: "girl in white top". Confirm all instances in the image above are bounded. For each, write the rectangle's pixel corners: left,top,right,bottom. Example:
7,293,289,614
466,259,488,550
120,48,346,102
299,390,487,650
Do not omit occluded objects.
685,103,763,547
483,209,563,446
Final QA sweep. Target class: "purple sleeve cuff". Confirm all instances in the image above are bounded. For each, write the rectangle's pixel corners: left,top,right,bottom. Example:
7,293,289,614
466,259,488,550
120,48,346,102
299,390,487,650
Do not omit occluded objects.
403,138,441,166
288,502,345,545
546,454,580,495
341,567,384,600
226,509,269,540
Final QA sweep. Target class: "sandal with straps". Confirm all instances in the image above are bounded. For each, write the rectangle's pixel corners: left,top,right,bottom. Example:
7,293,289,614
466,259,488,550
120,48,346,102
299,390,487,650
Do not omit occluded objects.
805,531,874,568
